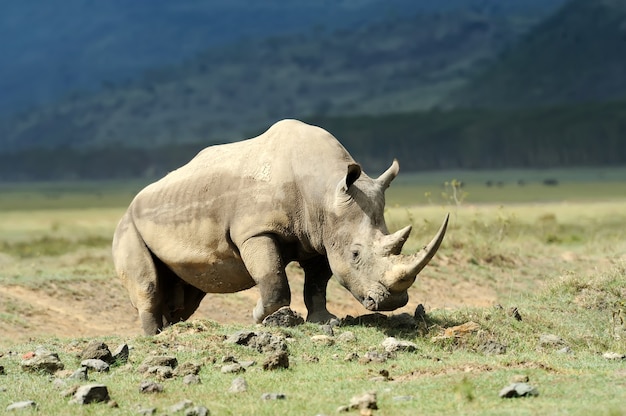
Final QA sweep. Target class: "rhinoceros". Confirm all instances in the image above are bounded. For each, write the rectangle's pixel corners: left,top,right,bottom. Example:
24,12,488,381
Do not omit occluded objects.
112,119,448,334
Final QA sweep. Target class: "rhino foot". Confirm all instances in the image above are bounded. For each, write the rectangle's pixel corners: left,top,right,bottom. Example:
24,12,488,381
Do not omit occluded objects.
306,310,337,324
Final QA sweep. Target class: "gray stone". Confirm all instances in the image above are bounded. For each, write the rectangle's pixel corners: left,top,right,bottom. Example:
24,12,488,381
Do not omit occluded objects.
556,346,573,355
80,359,110,372
21,350,64,374
538,334,566,348
147,365,174,379
381,337,417,353
80,340,113,363
184,405,210,416
311,335,334,346
174,361,202,377
70,384,110,404
221,363,244,374
238,360,256,368
261,392,286,400
262,306,304,327
139,380,164,393
479,340,507,355
6,401,37,411
262,351,289,370
499,383,539,398
228,377,248,393
137,356,178,373
69,366,89,380
183,374,201,385
359,351,389,364
111,343,129,364
224,331,286,354
349,391,378,410
137,408,156,415
321,324,334,336
169,399,193,413
603,351,626,360
337,331,356,343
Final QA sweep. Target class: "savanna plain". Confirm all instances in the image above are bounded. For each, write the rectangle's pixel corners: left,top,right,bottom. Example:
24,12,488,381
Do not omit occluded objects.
0,168,625,415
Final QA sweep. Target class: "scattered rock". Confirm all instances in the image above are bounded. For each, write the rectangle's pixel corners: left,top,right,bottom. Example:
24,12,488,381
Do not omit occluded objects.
20,350,64,374
556,346,573,355
348,391,378,411
228,377,248,393
344,352,359,362
184,406,210,416
111,344,129,364
6,401,37,411
478,340,507,355
60,385,79,398
169,399,193,413
603,352,626,360
183,374,201,385
139,380,164,394
263,351,289,370
262,306,304,327
174,361,202,377
137,356,178,373
0,365,5,375
221,363,244,374
238,360,256,368
81,359,110,372
359,351,389,364
381,337,417,353
321,324,334,336
80,341,113,363
337,331,357,343
303,353,319,363
499,383,539,398
69,366,89,381
137,407,157,415
69,384,111,404
538,334,567,348
311,335,335,346
147,365,174,379
261,392,286,400
224,331,287,353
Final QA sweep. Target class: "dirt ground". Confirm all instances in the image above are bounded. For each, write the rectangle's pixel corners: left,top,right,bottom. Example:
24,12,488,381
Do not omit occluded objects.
0,264,496,345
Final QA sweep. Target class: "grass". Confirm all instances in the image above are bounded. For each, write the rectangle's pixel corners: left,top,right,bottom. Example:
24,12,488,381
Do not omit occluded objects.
0,169,625,414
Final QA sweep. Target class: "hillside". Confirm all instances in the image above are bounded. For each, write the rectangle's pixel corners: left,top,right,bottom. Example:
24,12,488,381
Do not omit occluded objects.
0,11,533,153
0,0,564,116
450,0,626,108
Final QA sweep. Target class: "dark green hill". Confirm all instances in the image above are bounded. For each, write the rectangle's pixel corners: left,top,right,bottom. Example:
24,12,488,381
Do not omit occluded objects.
0,12,532,153
450,0,626,108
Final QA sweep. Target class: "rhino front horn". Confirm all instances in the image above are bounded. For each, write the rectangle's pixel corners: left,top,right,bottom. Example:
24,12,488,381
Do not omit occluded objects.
387,213,449,290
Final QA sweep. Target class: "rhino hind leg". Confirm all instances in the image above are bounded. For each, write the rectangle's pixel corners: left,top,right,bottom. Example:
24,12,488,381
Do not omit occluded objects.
168,283,206,323
113,218,167,335
240,235,291,323
301,257,337,323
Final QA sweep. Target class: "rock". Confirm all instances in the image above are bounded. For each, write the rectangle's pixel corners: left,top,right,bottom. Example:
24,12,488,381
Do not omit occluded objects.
184,406,209,416
60,385,79,397
349,391,378,410
224,331,286,354
603,352,626,360
263,351,289,370
499,383,539,398
238,360,256,368
556,346,573,355
359,351,389,364
20,350,64,374
111,344,129,364
147,365,174,379
344,352,359,362
321,324,334,336
80,359,110,372
139,380,164,393
0,365,5,375
169,399,193,413
6,401,37,411
80,341,113,363
229,377,248,393
137,408,157,415
381,337,417,353
69,384,110,404
137,356,178,373
261,392,286,400
183,374,201,385
262,306,304,327
414,303,426,320
221,363,244,374
69,366,89,380
337,331,356,343
478,340,507,355
311,335,335,346
175,361,203,377
538,334,566,348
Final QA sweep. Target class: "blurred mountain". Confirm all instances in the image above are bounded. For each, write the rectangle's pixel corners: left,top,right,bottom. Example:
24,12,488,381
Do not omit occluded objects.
0,9,548,152
449,0,626,108
0,0,564,116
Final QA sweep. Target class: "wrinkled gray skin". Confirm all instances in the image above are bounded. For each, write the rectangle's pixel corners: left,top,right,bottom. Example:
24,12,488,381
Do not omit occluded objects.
112,119,448,335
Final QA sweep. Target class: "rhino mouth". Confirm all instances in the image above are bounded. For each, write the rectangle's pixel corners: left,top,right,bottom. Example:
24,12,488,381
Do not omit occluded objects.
359,285,408,312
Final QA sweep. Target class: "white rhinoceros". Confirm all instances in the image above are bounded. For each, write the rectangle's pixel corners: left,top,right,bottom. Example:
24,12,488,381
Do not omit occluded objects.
112,119,448,334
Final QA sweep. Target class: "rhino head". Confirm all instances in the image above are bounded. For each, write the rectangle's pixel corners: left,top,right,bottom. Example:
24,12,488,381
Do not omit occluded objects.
323,160,448,312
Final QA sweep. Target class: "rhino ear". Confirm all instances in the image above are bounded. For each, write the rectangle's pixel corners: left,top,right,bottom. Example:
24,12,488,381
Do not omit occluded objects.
342,163,362,191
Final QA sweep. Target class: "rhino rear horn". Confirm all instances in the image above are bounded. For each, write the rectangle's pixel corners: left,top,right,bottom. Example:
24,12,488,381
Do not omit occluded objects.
376,159,399,190
380,225,412,255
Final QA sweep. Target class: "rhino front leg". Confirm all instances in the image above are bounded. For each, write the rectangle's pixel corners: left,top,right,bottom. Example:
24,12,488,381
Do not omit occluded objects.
301,256,337,323
240,235,291,323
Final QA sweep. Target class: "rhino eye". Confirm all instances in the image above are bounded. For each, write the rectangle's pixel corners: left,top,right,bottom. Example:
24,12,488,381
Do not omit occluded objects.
351,248,361,262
